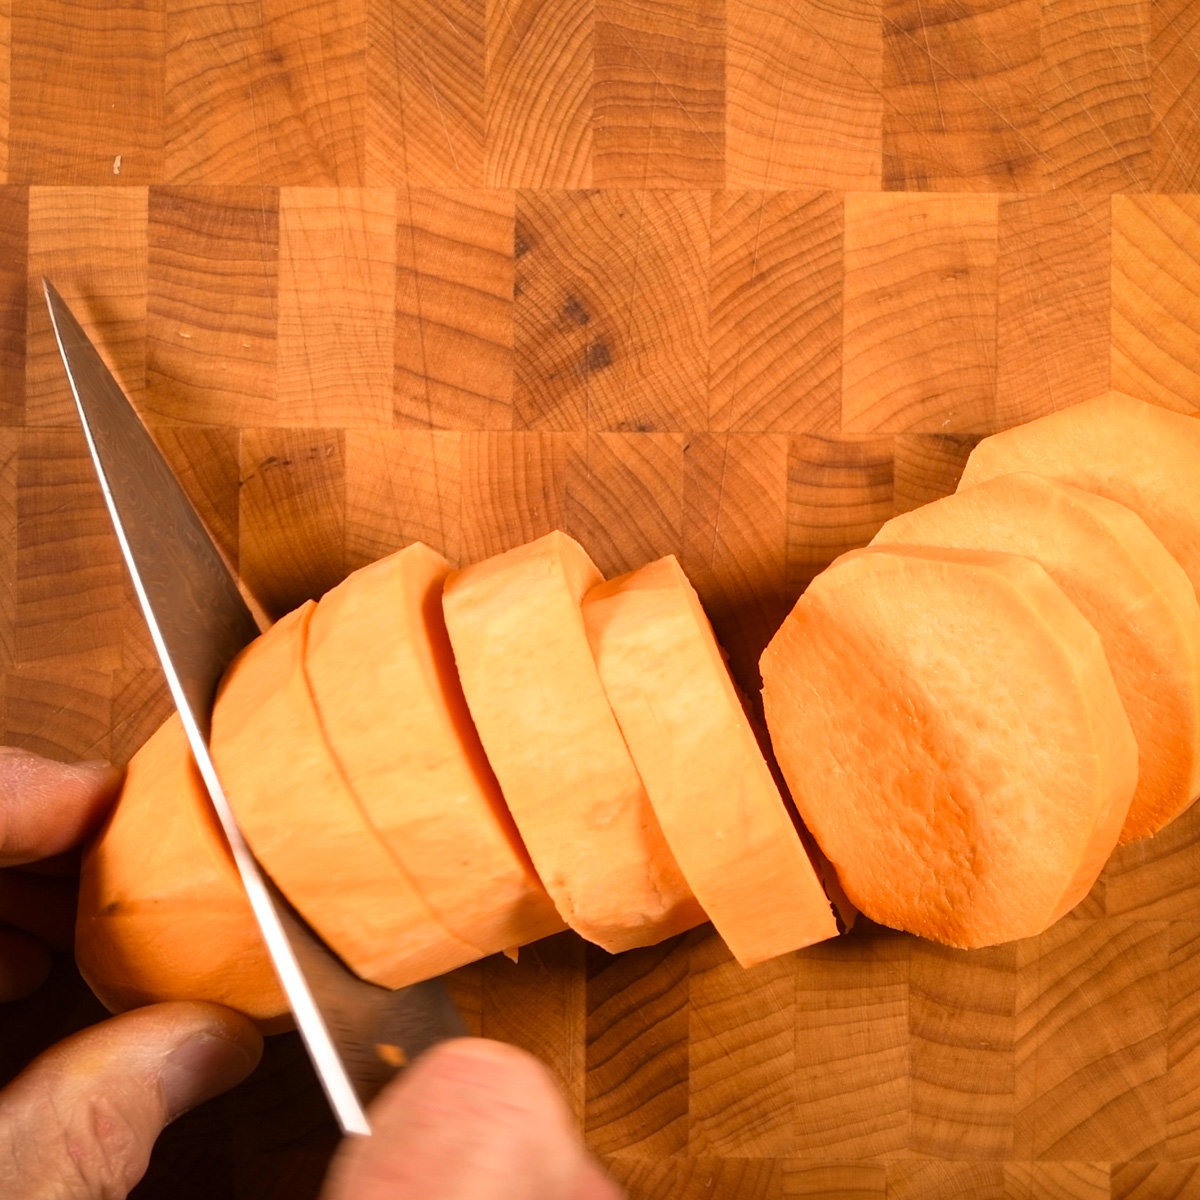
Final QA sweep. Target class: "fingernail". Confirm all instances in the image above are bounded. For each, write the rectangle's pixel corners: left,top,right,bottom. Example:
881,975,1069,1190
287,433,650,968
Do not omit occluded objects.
159,1034,258,1122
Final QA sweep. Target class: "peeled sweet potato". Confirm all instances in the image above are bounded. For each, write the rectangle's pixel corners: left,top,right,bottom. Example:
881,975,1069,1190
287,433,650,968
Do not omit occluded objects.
873,472,1200,842
582,555,839,966
761,545,1138,948
959,391,1200,598
212,601,485,989
442,532,704,953
75,713,289,1032
305,542,565,956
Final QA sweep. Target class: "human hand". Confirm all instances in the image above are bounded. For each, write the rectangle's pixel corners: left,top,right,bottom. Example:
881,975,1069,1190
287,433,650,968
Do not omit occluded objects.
0,749,263,1199
321,1038,623,1200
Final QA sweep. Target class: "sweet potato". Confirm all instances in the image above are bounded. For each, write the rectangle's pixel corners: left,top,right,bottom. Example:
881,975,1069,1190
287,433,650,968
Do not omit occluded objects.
582,555,838,966
873,473,1200,842
75,713,289,1031
212,602,485,988
305,542,564,956
959,391,1200,597
442,532,704,952
760,545,1138,948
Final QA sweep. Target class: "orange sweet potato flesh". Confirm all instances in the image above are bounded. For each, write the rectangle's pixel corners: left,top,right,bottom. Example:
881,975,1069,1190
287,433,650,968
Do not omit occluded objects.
442,531,704,953
582,555,839,966
212,602,485,988
873,473,1200,843
305,542,565,956
76,713,290,1032
959,391,1200,598
761,545,1138,948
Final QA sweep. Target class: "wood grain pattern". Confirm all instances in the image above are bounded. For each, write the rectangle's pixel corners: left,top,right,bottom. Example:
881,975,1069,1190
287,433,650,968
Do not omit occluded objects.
394,187,513,430
593,0,724,188
1,4,1199,1197
1112,194,1200,414
366,0,485,187
709,191,842,434
726,0,883,189
842,192,999,434
881,0,1040,191
146,187,279,426
164,0,365,185
9,0,162,184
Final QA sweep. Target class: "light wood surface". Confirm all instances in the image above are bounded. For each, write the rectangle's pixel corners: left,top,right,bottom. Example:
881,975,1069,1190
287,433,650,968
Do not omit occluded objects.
0,2,1198,1197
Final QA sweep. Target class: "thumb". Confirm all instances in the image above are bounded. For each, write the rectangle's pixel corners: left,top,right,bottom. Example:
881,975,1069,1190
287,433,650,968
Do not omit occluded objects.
322,1038,623,1200
0,1001,262,1199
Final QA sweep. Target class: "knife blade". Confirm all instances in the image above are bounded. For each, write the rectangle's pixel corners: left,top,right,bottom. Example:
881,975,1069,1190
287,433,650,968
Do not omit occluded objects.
43,278,466,1136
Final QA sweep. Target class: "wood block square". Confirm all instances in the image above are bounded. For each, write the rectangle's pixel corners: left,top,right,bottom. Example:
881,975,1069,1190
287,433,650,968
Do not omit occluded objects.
725,0,882,190
689,930,796,1156
1150,0,1200,190
276,188,395,427
3,662,112,762
164,0,365,185
1014,919,1168,1160
593,0,724,189
9,0,162,184
1002,1162,1110,1199
682,432,787,692
343,429,461,570
365,0,485,187
0,188,28,426
886,1161,1004,1199
606,1157,784,1200
585,938,689,1158
480,932,587,1126
892,432,978,514
709,191,841,434
996,193,1111,425
27,187,147,426
16,427,125,673
514,190,708,433
793,933,909,1159
394,188,513,431
458,431,577,562
1168,922,1200,1156
1112,194,1200,413
786,433,893,592
1111,1162,1200,1199
881,0,1040,191
110,665,172,766
909,941,1016,1158
564,432,683,579
485,0,592,188
1106,803,1200,920
146,187,278,426
238,427,346,617
842,193,998,435
782,1161,887,1199
1039,0,1151,191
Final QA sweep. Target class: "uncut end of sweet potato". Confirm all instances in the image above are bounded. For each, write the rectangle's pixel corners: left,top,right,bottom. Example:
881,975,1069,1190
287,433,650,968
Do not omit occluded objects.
761,545,1137,949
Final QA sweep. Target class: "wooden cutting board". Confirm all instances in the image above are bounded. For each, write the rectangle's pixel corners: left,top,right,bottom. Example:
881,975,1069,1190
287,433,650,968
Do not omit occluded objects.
1,1,1199,1197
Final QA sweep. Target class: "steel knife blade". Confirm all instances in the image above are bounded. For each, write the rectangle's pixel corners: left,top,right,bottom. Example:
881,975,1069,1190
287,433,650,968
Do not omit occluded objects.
43,278,466,1136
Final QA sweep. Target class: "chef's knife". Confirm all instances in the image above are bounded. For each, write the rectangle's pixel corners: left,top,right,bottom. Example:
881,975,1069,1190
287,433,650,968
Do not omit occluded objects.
43,278,466,1136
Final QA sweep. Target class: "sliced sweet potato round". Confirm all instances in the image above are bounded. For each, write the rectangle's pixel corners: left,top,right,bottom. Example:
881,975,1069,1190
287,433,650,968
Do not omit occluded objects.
305,542,564,957
873,473,1200,842
212,603,484,988
959,391,1200,597
760,545,1138,948
442,531,704,953
582,555,839,967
